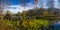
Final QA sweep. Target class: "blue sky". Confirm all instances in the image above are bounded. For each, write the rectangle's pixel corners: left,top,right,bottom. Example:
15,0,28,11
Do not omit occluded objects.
2,0,60,13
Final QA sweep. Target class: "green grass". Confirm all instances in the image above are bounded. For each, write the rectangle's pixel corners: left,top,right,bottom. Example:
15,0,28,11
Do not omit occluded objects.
0,19,49,30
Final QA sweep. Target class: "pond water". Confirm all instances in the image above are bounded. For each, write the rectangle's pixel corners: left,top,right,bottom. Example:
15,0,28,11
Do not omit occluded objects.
53,21,60,30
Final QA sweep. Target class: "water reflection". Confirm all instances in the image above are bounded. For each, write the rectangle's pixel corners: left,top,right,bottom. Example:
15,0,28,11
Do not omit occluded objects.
54,21,60,30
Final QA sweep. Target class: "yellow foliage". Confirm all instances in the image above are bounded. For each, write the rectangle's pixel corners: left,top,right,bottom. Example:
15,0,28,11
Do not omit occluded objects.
43,11,48,16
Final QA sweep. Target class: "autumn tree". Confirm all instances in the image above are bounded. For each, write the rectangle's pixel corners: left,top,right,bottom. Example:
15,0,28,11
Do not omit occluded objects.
17,12,21,20
4,10,12,20
47,0,55,17
43,10,48,16
47,0,54,12
17,12,20,16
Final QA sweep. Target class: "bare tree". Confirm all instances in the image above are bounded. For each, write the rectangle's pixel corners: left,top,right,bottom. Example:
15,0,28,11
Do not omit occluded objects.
35,0,38,8
0,0,4,15
0,0,6,20
40,0,43,8
58,0,60,3
0,0,6,30
47,0,54,8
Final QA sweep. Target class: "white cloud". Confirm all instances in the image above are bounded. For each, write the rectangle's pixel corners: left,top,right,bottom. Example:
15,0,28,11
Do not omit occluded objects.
4,5,24,13
4,2,37,13
4,1,48,14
